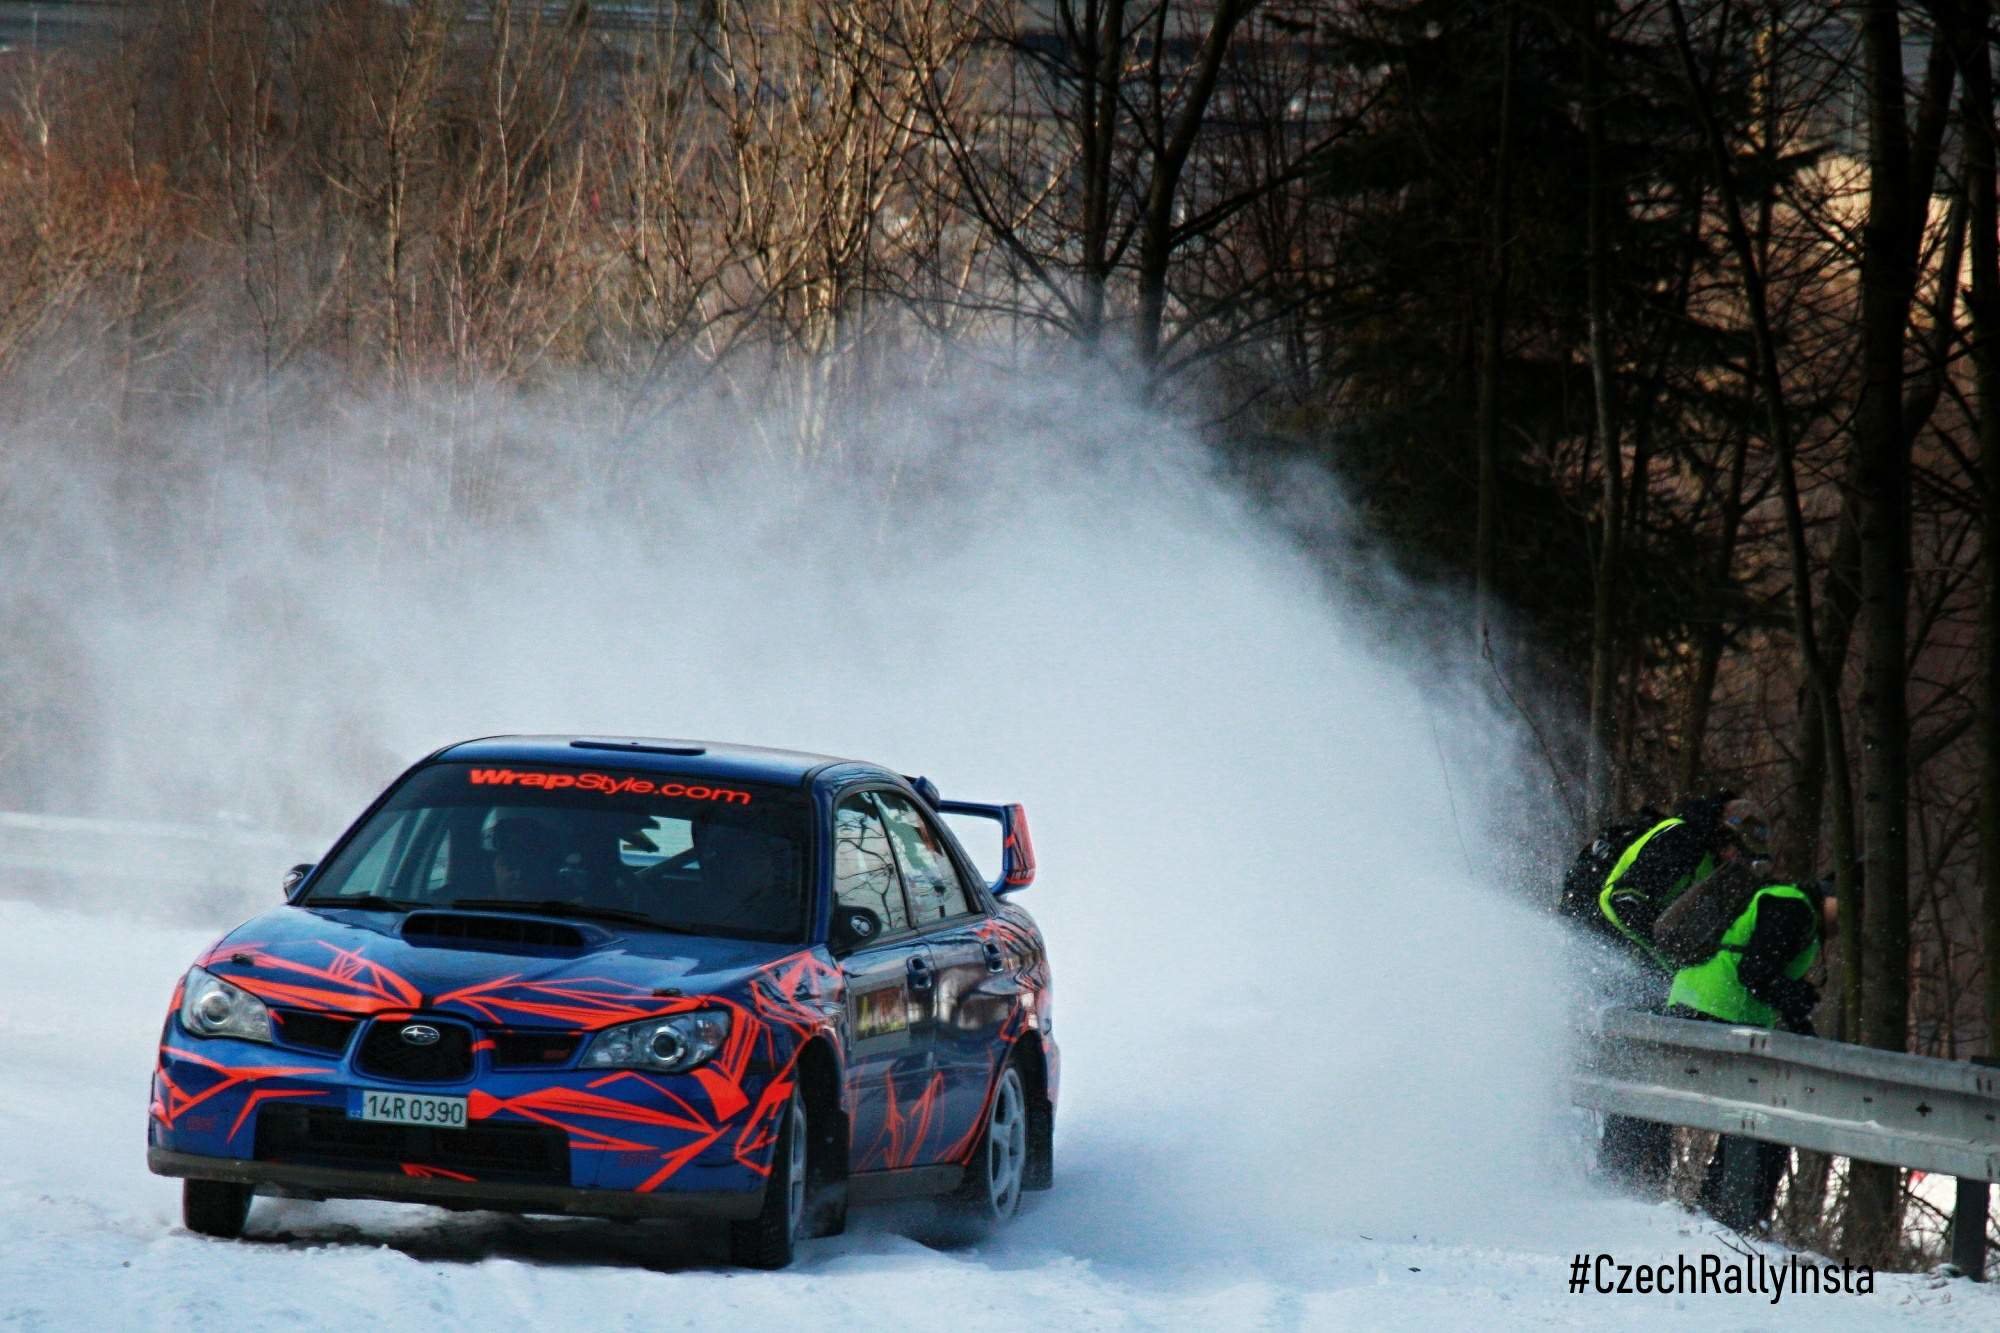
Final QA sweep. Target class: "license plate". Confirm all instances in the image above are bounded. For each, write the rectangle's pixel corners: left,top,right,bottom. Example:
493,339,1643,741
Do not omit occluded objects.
356,1090,469,1129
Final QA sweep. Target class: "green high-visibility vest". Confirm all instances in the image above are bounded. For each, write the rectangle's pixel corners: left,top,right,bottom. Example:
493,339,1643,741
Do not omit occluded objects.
1597,817,1714,969
1667,883,1819,1026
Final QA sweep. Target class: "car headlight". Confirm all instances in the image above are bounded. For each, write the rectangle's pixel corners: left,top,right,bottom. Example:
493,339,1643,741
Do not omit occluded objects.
178,966,273,1043
579,1010,730,1073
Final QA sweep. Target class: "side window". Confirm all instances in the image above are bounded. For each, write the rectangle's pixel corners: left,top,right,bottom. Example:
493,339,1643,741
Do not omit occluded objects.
393,807,454,899
327,809,412,897
419,827,453,895
833,794,910,935
875,791,972,924
321,806,447,901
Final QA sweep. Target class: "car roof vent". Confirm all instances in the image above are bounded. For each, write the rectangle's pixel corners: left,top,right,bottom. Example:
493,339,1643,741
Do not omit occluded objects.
402,911,588,950
570,738,707,757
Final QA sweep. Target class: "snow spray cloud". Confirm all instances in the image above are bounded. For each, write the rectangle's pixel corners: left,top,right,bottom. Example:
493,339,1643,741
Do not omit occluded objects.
1,360,1573,1269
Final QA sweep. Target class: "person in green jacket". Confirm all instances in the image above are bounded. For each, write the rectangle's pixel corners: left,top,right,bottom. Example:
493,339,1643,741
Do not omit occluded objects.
1667,879,1822,1032
1667,870,1833,1231
1596,793,1745,969
1590,793,1744,1188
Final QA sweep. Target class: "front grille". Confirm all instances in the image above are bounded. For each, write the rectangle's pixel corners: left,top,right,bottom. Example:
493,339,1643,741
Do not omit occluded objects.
356,1018,474,1082
489,1031,581,1068
272,1009,357,1055
254,1104,570,1184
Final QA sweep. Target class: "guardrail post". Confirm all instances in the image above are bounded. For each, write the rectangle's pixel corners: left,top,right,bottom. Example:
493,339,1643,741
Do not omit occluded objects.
1948,1056,1999,1281
1718,1134,1763,1231
1951,1176,1990,1281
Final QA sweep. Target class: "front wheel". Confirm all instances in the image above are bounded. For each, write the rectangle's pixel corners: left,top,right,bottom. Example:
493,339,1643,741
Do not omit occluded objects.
182,1178,252,1239
728,1086,808,1269
952,1063,1028,1227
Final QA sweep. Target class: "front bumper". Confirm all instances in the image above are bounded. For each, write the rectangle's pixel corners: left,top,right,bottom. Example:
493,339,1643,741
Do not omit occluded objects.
147,1148,763,1220
149,1021,779,1208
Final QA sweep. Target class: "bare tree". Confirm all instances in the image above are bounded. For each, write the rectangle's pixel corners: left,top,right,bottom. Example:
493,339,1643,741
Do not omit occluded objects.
1845,0,1955,1259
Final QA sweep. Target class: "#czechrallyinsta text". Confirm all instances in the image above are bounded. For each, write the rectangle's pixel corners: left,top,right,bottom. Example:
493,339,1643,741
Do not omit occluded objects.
1568,1252,1874,1302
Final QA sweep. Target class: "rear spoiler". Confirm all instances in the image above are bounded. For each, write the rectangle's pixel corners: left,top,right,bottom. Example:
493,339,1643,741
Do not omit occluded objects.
934,799,1037,895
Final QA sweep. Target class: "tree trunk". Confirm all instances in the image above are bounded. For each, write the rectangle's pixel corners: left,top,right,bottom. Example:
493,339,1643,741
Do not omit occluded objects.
1956,0,2000,1056
1787,507,1865,1030
1583,10,1622,824
1845,0,1938,1261
1070,0,1126,347
1676,423,1749,794
1474,5,1520,651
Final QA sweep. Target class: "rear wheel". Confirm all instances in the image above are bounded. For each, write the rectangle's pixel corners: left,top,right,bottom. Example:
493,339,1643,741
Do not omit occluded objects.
181,1179,252,1239
728,1087,808,1269
952,1063,1028,1228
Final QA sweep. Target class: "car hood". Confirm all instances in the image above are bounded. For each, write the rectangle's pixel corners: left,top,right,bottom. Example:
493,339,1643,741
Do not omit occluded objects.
197,904,821,1031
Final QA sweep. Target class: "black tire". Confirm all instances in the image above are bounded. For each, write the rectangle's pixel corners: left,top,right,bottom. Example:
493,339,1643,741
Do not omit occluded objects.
182,1179,252,1239
951,1061,1029,1229
802,1104,848,1240
728,1087,808,1269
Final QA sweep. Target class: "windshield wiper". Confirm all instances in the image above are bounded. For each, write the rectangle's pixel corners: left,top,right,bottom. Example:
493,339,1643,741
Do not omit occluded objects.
445,899,688,932
301,893,419,912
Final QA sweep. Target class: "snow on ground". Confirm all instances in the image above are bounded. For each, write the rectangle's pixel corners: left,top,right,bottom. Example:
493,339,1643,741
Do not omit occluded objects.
1,896,1992,1331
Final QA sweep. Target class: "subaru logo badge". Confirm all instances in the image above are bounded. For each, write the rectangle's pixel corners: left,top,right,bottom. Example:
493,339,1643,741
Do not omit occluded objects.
400,1023,442,1047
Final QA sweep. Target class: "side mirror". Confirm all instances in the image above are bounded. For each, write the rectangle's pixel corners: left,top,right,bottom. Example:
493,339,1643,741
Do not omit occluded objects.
829,905,883,956
282,863,316,897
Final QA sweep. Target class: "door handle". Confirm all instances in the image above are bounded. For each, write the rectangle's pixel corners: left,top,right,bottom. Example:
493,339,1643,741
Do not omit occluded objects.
906,954,934,992
982,941,1007,973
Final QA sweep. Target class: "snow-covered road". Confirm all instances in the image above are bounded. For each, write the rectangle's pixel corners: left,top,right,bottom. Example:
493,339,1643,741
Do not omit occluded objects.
2,897,1991,1331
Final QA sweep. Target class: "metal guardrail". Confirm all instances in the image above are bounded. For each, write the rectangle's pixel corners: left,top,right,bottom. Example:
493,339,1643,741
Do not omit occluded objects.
1576,1007,2000,1276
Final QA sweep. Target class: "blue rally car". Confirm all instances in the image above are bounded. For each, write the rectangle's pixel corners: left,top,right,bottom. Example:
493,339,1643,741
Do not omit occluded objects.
147,737,1056,1267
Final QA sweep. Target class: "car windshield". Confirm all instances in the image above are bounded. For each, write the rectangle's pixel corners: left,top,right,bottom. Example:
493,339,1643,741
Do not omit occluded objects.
303,762,812,943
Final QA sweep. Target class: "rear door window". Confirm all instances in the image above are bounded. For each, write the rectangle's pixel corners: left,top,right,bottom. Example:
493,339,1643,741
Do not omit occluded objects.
873,790,973,924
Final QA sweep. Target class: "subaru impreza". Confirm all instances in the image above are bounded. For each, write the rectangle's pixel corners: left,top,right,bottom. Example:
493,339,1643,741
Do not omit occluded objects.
146,736,1055,1268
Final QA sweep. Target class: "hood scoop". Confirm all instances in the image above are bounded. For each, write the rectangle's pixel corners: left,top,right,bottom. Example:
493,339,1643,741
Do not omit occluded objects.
402,911,589,951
